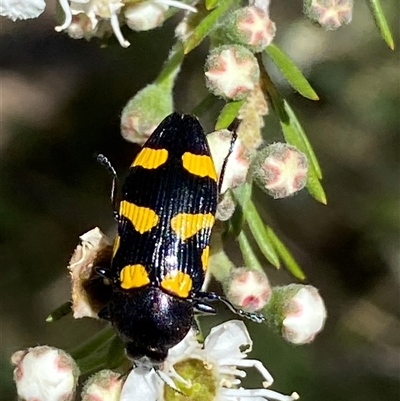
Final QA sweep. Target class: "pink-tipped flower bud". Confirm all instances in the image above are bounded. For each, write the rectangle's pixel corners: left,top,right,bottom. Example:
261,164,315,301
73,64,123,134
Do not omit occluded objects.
253,142,308,199
120,83,173,145
68,227,113,319
304,0,353,31
82,370,124,401
124,2,168,31
226,6,276,53
205,45,260,100
12,346,79,401
226,267,271,312
265,284,327,344
207,129,250,194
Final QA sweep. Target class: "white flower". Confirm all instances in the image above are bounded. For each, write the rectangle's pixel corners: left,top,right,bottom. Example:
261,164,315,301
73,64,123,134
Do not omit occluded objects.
282,285,327,344
0,0,45,20
11,346,79,401
121,320,299,401
56,0,197,47
68,227,113,319
56,0,131,47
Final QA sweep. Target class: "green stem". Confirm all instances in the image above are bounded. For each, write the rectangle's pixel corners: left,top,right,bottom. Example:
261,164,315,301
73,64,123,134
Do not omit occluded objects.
155,42,185,86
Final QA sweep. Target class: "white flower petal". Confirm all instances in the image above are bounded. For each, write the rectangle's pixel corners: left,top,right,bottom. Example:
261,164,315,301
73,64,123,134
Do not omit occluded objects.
110,11,130,47
120,368,159,401
154,0,197,12
204,320,252,360
167,328,200,361
222,387,299,401
0,0,45,20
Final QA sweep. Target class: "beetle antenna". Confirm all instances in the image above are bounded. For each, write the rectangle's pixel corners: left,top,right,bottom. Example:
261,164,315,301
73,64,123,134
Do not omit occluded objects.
97,154,120,220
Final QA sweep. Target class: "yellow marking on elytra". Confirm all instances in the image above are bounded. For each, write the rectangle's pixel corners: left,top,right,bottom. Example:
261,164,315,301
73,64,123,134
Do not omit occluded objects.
120,264,150,289
161,270,193,298
201,246,210,271
132,148,168,169
182,152,217,181
170,213,215,241
112,235,120,258
120,201,159,234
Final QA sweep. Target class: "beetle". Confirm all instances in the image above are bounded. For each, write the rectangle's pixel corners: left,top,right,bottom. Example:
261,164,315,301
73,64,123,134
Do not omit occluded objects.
97,113,264,368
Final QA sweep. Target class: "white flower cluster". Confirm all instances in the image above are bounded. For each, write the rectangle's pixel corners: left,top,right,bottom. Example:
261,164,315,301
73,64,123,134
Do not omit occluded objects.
121,320,299,401
0,0,196,47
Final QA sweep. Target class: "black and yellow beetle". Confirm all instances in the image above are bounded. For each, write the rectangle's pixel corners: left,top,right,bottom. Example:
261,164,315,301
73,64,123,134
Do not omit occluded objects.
97,113,264,368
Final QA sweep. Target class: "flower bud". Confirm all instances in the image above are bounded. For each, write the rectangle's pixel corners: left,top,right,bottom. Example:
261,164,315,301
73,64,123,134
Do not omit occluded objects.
0,0,45,20
66,14,95,40
124,2,168,32
253,142,308,199
68,227,113,319
226,267,271,312
82,370,124,401
205,45,260,100
12,346,79,401
225,6,276,52
304,0,353,31
120,82,173,145
207,129,250,194
264,284,327,344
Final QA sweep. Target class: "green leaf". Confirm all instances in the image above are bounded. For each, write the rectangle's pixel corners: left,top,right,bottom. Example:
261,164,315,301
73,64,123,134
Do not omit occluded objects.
205,0,219,10
306,172,327,205
367,0,395,50
265,226,306,280
46,301,72,322
183,0,237,54
265,44,319,100
281,101,322,179
191,94,219,117
70,326,115,360
241,200,280,268
238,230,264,272
215,100,245,130
107,335,127,369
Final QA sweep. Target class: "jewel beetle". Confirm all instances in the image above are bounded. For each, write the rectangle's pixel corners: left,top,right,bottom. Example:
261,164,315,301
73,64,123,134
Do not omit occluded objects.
97,113,264,368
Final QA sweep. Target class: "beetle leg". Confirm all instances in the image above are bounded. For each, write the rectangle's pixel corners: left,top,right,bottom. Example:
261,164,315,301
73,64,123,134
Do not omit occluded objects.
97,154,120,221
193,301,216,315
98,305,111,320
194,292,265,324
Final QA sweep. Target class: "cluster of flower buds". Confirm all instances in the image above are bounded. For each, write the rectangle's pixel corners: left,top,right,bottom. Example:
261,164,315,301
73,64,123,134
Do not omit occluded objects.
208,233,327,345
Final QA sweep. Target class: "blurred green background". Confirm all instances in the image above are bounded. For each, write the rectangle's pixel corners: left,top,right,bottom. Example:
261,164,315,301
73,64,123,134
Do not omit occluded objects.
1,1,399,400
